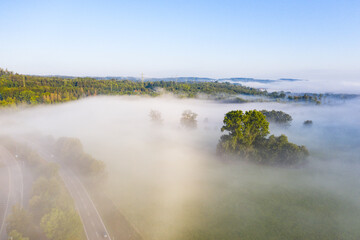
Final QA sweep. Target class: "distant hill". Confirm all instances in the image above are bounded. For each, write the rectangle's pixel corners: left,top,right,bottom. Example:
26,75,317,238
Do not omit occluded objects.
144,77,304,83
35,75,306,84
39,75,304,84
91,76,304,83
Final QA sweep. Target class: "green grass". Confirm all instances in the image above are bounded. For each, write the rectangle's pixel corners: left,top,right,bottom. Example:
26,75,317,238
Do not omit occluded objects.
105,161,360,240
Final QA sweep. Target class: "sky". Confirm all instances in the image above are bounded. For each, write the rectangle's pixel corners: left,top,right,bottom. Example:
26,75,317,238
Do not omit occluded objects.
0,0,359,85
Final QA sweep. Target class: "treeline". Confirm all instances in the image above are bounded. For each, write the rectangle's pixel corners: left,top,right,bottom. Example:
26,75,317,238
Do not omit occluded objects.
0,138,85,240
288,94,321,104
0,68,267,106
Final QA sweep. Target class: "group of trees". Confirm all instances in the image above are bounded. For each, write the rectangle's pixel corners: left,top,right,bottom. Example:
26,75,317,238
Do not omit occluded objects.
260,110,293,125
217,110,309,165
149,109,199,129
288,94,321,104
2,140,84,240
54,137,105,179
303,120,313,126
180,110,198,129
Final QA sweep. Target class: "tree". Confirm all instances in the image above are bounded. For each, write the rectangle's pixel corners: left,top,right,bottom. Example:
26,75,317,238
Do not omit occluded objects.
256,134,309,165
218,110,269,156
180,110,198,129
218,110,308,165
6,206,32,237
40,208,82,240
149,110,163,125
55,137,106,177
260,110,292,125
303,120,313,126
29,177,64,223
8,230,29,240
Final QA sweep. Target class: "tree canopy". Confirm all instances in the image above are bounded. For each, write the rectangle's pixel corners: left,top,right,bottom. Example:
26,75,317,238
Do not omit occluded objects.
260,110,293,125
304,120,313,126
8,230,29,240
218,110,309,165
40,208,82,240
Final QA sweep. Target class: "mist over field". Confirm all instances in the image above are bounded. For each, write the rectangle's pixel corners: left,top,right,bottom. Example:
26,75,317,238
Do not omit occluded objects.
1,96,360,239
238,79,360,94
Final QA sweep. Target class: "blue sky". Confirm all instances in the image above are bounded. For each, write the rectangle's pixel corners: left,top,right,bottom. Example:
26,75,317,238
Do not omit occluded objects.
0,0,359,83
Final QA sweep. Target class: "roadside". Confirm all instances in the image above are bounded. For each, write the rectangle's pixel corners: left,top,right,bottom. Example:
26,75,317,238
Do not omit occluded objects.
87,186,143,240
0,158,10,240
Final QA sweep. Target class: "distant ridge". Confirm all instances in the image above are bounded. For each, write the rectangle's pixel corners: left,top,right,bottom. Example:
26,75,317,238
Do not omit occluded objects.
34,74,305,84
99,77,305,83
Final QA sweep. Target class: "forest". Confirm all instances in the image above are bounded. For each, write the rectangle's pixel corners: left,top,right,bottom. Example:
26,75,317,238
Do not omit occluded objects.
0,68,324,107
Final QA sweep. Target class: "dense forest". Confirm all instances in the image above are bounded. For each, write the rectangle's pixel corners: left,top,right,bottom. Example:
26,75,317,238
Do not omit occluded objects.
0,68,326,107
0,68,267,106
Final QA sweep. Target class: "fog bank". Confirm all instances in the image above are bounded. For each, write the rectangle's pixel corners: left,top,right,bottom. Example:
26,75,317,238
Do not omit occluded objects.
1,96,360,239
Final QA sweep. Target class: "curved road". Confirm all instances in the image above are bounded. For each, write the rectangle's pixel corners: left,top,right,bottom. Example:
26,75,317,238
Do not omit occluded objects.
32,146,112,240
0,145,24,240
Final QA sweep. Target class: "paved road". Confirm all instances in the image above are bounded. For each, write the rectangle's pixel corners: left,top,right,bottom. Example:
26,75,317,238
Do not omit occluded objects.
33,148,112,240
0,146,24,240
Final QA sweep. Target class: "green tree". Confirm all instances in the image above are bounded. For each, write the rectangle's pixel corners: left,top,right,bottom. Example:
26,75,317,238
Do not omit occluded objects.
29,177,64,222
260,110,292,125
256,134,309,165
8,230,29,240
303,120,313,126
40,208,82,240
218,110,308,165
218,110,269,158
6,206,32,237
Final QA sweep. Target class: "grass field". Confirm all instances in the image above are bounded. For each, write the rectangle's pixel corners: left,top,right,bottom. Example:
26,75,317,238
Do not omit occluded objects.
105,158,360,240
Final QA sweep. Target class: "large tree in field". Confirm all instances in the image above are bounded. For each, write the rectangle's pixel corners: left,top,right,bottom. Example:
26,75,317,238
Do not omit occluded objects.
218,110,269,158
218,110,309,165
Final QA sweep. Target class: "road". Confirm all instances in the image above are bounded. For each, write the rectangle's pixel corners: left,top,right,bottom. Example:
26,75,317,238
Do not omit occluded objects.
33,147,112,240
0,145,24,240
